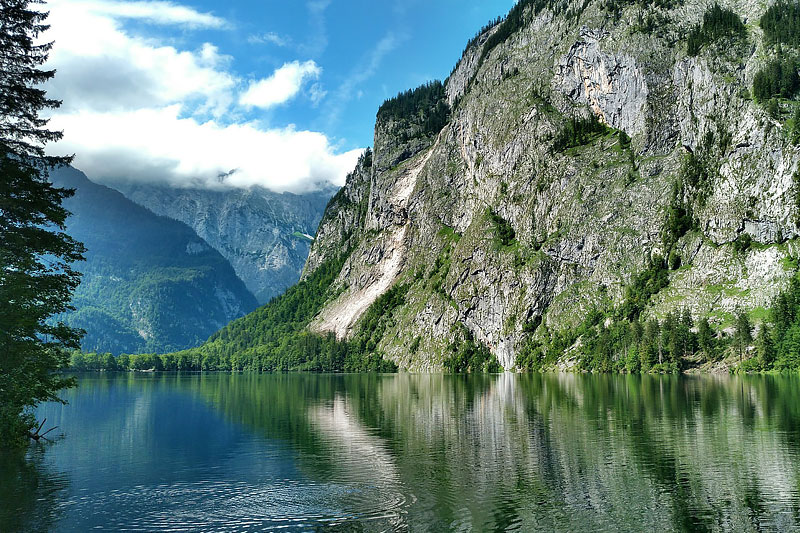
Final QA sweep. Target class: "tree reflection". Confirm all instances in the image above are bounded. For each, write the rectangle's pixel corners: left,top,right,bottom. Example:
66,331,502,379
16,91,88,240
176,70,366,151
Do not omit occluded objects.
0,446,68,532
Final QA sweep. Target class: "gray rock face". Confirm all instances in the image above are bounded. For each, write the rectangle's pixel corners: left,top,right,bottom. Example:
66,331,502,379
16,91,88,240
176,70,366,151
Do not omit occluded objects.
114,183,336,304
556,27,649,136
305,0,800,370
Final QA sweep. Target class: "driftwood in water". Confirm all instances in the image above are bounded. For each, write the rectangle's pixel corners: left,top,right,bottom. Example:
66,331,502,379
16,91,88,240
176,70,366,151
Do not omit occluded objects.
28,418,58,442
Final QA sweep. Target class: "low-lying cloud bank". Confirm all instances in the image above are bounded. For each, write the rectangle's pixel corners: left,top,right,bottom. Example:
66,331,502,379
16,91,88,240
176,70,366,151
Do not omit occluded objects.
42,0,361,193
50,107,362,192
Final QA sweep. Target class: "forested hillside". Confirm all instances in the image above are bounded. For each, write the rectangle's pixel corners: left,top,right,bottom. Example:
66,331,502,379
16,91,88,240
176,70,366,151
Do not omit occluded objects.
51,166,257,354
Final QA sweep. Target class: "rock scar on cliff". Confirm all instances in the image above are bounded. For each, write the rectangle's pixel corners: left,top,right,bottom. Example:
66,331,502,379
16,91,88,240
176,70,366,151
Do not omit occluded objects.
311,138,439,339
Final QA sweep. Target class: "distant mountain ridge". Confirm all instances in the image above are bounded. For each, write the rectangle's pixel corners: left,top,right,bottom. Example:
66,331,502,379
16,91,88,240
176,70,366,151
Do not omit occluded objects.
113,182,337,304
51,166,258,354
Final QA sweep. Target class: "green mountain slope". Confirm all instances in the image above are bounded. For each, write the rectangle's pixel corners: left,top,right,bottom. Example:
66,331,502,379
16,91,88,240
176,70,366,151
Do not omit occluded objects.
51,166,258,354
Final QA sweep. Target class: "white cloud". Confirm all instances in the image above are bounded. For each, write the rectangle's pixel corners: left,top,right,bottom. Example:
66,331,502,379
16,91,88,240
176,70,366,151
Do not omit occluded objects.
45,2,235,115
49,106,363,192
309,83,327,107
41,0,360,193
53,0,227,28
239,60,321,110
247,32,289,47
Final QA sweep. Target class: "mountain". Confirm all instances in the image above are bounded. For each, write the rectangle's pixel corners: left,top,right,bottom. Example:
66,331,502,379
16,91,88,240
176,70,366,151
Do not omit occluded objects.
174,0,800,372
51,166,258,355
112,182,336,304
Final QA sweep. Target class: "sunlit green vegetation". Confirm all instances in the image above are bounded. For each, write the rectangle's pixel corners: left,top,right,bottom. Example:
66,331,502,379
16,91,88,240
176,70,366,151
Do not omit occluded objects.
518,268,800,374
686,4,747,56
552,113,610,152
69,252,396,373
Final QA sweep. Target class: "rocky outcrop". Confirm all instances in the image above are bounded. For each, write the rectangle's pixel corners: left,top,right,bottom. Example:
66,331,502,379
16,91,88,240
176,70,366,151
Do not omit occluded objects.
557,28,649,132
115,182,335,304
304,0,800,370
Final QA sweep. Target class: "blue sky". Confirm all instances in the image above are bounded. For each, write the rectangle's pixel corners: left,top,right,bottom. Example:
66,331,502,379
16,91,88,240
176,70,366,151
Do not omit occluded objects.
43,0,515,192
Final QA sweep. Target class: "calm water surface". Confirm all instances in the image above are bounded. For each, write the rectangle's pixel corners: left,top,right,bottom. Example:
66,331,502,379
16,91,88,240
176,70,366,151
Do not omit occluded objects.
2,373,800,532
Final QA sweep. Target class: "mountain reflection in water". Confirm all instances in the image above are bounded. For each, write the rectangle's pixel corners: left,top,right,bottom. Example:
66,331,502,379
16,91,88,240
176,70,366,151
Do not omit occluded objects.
1,372,798,532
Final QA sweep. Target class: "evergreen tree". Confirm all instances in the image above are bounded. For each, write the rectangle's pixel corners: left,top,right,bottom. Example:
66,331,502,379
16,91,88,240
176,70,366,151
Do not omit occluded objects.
661,312,677,366
734,310,753,363
679,308,695,357
640,319,660,370
0,0,84,448
698,317,715,360
767,98,781,119
686,3,747,57
757,324,775,370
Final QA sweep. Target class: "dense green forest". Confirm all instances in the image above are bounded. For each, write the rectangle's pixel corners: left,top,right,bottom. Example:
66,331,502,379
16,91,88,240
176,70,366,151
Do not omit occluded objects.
761,1,800,47
376,81,450,139
753,56,800,101
686,4,747,56
754,2,800,107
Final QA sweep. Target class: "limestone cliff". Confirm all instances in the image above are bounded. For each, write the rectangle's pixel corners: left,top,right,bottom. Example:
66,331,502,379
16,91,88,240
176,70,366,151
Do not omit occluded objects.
304,0,800,370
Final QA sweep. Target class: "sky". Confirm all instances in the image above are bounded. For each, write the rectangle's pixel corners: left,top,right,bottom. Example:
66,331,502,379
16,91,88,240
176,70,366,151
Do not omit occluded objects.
41,0,516,193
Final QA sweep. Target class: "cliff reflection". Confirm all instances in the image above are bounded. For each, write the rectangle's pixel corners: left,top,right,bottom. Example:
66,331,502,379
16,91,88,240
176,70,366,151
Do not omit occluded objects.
22,372,797,532
294,373,800,531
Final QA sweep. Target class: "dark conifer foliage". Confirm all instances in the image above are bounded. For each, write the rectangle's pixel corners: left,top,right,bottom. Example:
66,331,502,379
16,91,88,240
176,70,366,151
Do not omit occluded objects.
752,56,800,101
761,1,800,47
686,4,747,56
0,0,85,448
377,81,450,138
479,0,540,65
488,210,516,247
552,113,609,152
753,3,800,107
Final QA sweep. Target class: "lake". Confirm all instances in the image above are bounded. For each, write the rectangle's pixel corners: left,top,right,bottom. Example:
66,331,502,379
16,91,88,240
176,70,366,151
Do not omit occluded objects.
2,373,800,531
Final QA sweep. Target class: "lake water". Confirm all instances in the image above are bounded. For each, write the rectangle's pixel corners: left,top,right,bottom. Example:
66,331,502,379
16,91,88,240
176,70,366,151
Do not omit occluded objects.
2,373,800,532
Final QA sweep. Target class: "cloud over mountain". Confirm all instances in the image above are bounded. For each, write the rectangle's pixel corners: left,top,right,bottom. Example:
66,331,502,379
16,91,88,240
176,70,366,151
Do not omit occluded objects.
43,0,360,192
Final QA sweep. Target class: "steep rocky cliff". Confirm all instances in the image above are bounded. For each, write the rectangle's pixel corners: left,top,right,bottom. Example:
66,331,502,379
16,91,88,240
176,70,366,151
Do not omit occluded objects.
303,0,800,370
114,183,335,304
